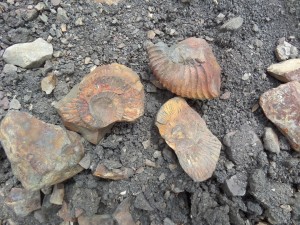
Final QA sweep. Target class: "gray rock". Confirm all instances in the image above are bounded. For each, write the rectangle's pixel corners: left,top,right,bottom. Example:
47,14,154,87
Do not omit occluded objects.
249,169,293,224
9,98,21,110
57,7,69,23
224,173,247,196
164,218,176,225
221,16,244,31
247,201,263,215
275,38,298,61
134,193,153,211
51,0,61,6
8,28,32,43
263,127,280,154
3,64,17,74
23,9,38,21
223,125,263,167
3,38,53,68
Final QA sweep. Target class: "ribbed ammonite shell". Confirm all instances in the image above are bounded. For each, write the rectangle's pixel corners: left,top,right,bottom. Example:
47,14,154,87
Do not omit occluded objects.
147,37,221,99
55,63,145,144
156,97,221,182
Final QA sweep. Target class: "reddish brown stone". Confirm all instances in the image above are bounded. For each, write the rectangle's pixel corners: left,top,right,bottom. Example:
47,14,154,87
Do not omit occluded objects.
0,111,85,190
93,164,133,180
54,63,144,144
5,188,41,217
267,59,300,82
57,201,77,222
260,81,300,151
113,198,135,225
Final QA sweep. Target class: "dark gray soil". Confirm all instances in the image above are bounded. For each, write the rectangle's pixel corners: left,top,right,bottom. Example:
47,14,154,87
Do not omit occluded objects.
0,0,300,224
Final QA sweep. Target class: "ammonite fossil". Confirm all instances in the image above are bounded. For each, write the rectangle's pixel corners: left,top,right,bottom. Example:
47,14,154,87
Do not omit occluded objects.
156,97,221,182
147,37,221,99
55,63,145,144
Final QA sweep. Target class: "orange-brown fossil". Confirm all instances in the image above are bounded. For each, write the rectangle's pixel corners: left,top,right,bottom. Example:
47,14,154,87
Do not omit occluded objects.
55,63,145,144
147,37,221,99
156,97,221,182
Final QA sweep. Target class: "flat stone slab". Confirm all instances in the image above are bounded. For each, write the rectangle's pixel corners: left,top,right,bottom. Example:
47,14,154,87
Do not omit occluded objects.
0,111,85,190
3,38,53,68
260,81,300,152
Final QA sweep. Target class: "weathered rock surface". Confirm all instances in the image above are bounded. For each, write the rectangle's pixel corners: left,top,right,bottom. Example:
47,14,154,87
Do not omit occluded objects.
267,59,300,82
220,16,244,31
263,127,280,154
58,201,77,222
93,0,121,5
78,214,114,225
0,111,85,190
260,81,300,152
5,188,41,217
3,38,53,68
93,163,133,180
113,198,135,225
50,183,64,205
134,193,153,211
275,38,298,61
223,173,247,196
41,73,57,94
249,169,293,224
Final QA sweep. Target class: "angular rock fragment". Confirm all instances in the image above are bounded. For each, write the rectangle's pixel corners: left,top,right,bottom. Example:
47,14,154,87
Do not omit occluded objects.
267,59,300,82
156,97,221,182
147,38,221,99
263,127,280,154
58,201,77,222
113,198,135,225
50,183,64,205
134,193,153,211
275,38,298,61
78,214,114,225
0,111,85,190
93,163,133,180
78,153,91,169
3,38,53,68
54,63,144,144
41,73,57,94
223,173,247,196
260,81,300,151
5,188,41,217
93,0,121,5
220,16,244,31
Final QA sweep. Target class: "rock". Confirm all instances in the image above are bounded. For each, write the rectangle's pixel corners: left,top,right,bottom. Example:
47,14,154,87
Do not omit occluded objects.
220,91,231,100
0,97,9,110
23,9,38,21
75,17,84,26
50,183,64,205
41,73,57,94
220,16,244,31
113,198,135,225
223,173,247,196
246,201,263,215
35,2,45,11
58,201,77,222
260,81,300,151
267,59,300,82
147,30,156,39
61,62,75,75
7,28,32,44
249,169,293,224
78,153,91,169
78,215,114,225
263,128,280,154
93,164,133,180
275,38,298,61
215,13,225,24
3,38,53,69
93,0,121,5
242,73,251,80
5,188,41,217
223,125,263,167
134,193,153,211
41,186,52,195
51,0,61,6
164,218,176,225
142,140,150,149
3,64,17,75
71,188,100,216
0,111,85,190
9,98,21,110
56,7,69,23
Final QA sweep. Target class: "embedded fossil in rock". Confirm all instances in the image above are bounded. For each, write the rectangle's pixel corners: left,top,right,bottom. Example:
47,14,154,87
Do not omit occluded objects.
156,97,221,182
147,37,221,99
54,63,145,144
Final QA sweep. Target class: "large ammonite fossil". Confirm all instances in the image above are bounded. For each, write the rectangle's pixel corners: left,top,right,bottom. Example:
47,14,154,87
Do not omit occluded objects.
156,97,221,182
55,63,145,145
147,37,221,99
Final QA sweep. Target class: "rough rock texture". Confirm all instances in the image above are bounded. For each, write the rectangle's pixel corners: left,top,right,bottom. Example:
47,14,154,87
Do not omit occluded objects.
0,111,85,190
93,0,121,5
2,38,53,68
156,97,221,182
275,38,298,61
260,81,300,151
249,169,293,224
223,173,247,196
5,188,41,217
78,214,115,225
220,16,244,31
50,184,64,205
267,59,300,82
93,163,133,180
41,73,57,94
263,127,280,154
113,198,135,225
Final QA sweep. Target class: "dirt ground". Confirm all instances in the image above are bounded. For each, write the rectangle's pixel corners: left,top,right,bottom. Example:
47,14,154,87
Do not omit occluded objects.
0,0,300,224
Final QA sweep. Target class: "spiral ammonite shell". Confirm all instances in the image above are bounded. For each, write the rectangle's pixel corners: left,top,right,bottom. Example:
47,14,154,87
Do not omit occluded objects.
55,63,145,144
156,97,221,182
147,37,221,99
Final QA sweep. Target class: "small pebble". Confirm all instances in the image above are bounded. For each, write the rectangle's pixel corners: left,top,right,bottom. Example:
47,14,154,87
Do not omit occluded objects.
9,98,21,110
